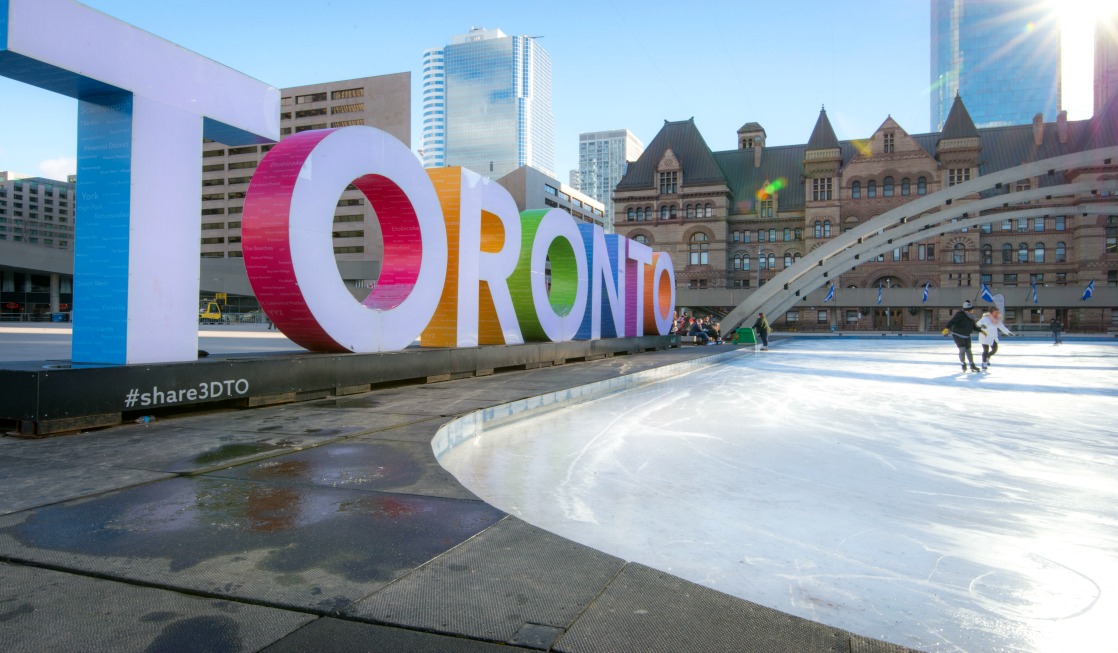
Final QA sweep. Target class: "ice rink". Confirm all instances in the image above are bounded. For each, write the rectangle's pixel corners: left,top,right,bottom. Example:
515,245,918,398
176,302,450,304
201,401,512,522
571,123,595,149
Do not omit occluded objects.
440,338,1118,652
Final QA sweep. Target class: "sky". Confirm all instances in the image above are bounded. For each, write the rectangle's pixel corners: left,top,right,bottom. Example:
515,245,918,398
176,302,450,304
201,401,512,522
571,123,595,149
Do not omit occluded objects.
0,0,1100,183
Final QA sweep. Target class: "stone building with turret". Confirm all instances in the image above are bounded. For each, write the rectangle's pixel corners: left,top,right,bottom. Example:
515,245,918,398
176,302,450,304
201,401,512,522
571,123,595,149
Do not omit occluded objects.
613,95,1118,332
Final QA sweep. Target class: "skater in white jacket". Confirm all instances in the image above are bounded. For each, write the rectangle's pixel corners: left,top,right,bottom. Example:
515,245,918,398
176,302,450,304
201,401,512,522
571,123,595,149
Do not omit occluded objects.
976,307,1013,371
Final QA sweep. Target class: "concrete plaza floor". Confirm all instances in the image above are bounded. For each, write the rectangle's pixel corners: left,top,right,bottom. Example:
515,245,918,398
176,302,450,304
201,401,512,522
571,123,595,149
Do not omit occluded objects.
0,331,919,653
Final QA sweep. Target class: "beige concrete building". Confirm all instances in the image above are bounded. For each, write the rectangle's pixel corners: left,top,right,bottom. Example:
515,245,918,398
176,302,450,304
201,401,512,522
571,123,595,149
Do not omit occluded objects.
496,166,606,229
0,172,76,318
200,72,410,292
614,96,1118,333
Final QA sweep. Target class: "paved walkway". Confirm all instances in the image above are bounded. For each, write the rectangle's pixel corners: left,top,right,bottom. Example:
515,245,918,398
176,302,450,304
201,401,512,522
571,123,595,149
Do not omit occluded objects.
0,344,916,652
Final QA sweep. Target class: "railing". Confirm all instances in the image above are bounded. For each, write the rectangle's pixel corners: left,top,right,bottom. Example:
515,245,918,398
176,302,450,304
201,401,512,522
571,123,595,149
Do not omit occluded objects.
0,312,67,322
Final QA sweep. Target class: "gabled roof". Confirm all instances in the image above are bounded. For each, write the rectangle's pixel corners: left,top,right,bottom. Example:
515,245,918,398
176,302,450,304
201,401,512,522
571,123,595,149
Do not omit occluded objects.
615,118,726,191
619,107,1099,213
806,108,839,150
939,94,979,141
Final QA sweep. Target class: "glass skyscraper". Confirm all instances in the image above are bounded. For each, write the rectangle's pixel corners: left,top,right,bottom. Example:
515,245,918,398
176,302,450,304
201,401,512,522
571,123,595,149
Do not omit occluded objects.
578,129,644,231
930,0,1061,131
421,49,446,168
424,28,554,180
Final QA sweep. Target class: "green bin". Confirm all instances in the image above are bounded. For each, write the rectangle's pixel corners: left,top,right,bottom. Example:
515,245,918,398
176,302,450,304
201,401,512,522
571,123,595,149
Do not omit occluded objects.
733,328,757,344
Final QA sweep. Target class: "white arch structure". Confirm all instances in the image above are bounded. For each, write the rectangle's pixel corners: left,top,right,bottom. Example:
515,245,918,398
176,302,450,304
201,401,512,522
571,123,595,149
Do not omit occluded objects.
722,146,1118,330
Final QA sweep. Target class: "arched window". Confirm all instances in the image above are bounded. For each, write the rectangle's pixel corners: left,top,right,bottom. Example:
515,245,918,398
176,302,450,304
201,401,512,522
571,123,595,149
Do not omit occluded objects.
627,207,635,221
868,180,877,198
767,253,776,269
689,233,709,265
686,204,695,219
823,220,832,238
704,203,713,218
741,255,750,271
793,252,802,263
851,181,861,199
814,221,822,238
758,253,768,270
636,208,643,221
1056,241,1066,262
733,253,743,270
783,253,792,268
660,206,669,220
917,176,927,195
633,234,648,245
901,177,911,196
1018,243,1028,263
883,176,894,197
982,244,992,264
645,206,653,220
1002,243,1012,263
669,205,677,219
953,242,965,264
1034,242,1045,263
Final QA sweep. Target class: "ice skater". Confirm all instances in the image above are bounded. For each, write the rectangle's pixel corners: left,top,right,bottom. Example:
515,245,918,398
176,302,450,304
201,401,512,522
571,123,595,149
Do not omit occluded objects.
752,312,771,350
1049,315,1063,345
942,300,985,372
975,307,1013,371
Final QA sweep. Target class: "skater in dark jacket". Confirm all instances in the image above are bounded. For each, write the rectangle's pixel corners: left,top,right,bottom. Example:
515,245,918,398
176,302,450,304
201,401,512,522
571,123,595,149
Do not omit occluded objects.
752,312,771,350
1049,316,1063,345
943,300,985,372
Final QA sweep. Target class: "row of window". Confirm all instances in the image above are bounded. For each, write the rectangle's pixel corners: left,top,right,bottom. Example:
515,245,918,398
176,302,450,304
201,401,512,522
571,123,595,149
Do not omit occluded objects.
729,252,804,271
978,242,1068,264
626,203,714,221
731,228,803,243
981,216,1066,233
850,176,928,199
0,233,68,247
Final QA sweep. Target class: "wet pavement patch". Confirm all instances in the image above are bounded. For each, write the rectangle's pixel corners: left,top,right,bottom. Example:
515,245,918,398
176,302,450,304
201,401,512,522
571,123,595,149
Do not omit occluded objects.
205,439,479,501
0,476,504,612
0,562,313,652
259,617,538,652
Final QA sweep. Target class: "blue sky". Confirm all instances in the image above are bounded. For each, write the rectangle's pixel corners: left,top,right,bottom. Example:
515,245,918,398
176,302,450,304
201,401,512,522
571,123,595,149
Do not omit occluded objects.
0,0,1084,183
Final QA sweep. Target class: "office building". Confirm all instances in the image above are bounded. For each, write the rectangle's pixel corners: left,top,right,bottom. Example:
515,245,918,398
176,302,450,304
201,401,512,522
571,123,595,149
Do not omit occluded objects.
568,169,581,192
421,49,447,168
429,28,554,180
930,0,1061,130
614,95,1118,332
0,172,76,318
0,172,74,251
497,166,606,230
1097,10,1118,115
578,129,644,230
201,73,410,291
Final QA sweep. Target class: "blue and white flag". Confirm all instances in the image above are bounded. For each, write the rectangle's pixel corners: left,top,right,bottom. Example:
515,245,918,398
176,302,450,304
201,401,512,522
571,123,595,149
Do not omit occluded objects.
980,283,995,303
1030,281,1039,304
1081,279,1095,301
876,284,883,305
922,283,929,303
824,284,835,302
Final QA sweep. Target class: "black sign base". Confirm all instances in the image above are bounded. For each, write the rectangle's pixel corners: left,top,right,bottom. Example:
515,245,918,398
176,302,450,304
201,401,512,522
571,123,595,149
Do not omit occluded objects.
1,336,679,437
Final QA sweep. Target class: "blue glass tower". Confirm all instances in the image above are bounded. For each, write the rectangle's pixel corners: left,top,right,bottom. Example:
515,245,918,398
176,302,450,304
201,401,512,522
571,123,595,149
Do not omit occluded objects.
930,0,1061,131
439,28,554,180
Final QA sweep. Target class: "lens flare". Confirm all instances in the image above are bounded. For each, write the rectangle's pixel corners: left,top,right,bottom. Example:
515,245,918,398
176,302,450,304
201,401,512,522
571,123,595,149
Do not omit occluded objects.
755,177,787,201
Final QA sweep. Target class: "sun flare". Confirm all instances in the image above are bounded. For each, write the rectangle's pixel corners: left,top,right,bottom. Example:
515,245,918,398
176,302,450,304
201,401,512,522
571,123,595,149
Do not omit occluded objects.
1049,0,1111,118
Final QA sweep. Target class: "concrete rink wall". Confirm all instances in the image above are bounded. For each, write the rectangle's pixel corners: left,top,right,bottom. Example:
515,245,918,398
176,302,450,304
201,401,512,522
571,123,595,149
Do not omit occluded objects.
438,337,1118,652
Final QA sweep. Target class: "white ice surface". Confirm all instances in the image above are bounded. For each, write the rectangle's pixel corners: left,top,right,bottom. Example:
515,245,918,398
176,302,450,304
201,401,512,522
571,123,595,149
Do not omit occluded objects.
439,338,1118,652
